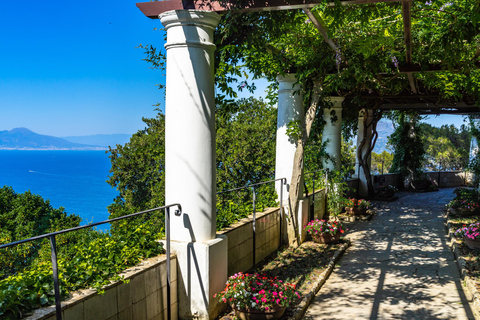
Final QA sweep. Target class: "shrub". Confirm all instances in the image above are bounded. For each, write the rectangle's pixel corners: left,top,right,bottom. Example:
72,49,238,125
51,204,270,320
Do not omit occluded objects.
446,199,480,210
453,188,478,201
0,224,164,319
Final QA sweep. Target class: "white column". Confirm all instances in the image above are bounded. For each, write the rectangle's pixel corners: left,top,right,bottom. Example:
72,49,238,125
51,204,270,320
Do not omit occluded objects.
275,74,304,203
355,109,373,198
470,118,480,162
470,118,480,186
161,10,226,320
321,97,344,171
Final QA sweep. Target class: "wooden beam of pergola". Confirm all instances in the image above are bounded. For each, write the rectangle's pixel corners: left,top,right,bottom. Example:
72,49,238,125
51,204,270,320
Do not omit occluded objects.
303,9,339,52
401,0,417,94
136,0,401,17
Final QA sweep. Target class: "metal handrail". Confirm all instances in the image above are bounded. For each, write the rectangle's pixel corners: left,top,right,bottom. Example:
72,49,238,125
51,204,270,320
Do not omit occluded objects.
303,168,330,220
0,203,182,320
217,177,286,266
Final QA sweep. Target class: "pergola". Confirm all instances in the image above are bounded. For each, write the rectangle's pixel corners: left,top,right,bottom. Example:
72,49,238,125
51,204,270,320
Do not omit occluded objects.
134,1,479,318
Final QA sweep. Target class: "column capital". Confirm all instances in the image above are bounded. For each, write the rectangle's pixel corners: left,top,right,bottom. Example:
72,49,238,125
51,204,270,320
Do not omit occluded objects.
277,73,297,83
327,96,345,109
160,10,221,51
277,74,301,94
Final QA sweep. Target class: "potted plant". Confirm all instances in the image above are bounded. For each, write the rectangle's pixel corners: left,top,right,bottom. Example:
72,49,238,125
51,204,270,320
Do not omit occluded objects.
214,272,300,320
304,219,346,244
376,185,397,199
455,223,480,250
343,198,371,215
447,199,480,216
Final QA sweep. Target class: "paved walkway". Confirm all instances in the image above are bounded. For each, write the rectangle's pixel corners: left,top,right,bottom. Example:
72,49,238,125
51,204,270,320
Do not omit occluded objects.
303,188,476,320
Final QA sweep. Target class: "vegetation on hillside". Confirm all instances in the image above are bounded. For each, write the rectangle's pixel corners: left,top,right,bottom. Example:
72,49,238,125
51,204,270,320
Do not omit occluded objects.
107,97,278,233
0,187,164,319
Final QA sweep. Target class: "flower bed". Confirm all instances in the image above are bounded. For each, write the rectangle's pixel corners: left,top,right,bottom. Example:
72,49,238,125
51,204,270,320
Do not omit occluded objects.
215,272,299,312
304,220,346,237
446,210,480,316
216,241,349,319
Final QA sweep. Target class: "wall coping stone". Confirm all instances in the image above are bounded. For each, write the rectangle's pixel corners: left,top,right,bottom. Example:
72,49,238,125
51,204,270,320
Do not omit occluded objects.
24,254,176,320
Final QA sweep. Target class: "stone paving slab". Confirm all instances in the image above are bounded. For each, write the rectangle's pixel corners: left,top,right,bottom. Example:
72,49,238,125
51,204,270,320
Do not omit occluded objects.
303,188,476,320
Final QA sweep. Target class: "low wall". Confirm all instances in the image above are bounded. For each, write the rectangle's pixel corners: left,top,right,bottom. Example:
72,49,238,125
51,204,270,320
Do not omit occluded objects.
371,171,469,189
219,207,281,276
372,173,403,190
425,171,469,187
25,255,178,320
219,189,326,276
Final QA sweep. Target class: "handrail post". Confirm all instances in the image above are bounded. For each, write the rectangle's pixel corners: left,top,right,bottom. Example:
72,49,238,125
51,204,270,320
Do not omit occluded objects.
166,207,171,320
49,235,62,320
279,179,284,247
312,172,316,221
252,186,256,266
165,205,182,320
324,169,329,217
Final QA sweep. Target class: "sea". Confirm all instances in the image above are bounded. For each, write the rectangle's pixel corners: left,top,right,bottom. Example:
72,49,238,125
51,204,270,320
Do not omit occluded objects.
0,150,119,230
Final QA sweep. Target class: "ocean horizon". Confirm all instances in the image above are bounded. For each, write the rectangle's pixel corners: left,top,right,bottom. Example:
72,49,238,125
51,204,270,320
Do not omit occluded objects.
0,150,119,229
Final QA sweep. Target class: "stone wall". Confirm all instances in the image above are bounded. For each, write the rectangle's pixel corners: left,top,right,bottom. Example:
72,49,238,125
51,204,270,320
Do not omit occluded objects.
25,255,178,320
372,173,403,190
218,207,281,276
218,189,326,276
425,171,469,187
370,171,468,189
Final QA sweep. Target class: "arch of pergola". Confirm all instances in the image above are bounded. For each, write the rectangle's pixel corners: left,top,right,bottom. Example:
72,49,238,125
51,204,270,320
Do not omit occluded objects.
134,1,479,318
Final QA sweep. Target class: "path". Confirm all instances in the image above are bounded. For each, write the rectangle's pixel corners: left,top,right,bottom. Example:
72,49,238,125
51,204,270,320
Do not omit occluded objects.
303,188,476,320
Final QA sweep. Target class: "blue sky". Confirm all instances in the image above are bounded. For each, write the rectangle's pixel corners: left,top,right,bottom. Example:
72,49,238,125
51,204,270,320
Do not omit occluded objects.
0,1,468,137
1,1,164,136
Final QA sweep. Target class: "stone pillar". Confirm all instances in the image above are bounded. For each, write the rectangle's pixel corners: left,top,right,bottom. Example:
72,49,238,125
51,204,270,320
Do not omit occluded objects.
275,74,304,203
160,10,226,319
355,109,373,198
321,97,344,171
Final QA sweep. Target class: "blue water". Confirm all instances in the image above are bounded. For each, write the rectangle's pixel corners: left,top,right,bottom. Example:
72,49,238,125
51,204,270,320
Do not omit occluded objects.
0,151,119,227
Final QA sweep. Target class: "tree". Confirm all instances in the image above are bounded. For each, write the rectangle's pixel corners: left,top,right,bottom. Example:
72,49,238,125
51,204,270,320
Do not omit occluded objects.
107,112,166,237
0,187,82,278
107,98,278,232
371,150,394,174
215,97,278,229
388,112,426,186
420,123,470,170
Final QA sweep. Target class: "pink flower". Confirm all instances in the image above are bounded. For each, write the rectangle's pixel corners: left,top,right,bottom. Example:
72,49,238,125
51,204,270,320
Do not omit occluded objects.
261,297,267,303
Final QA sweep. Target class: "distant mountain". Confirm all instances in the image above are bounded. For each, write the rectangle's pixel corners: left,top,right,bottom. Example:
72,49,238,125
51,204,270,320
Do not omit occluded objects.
373,120,395,153
0,128,104,150
62,134,131,148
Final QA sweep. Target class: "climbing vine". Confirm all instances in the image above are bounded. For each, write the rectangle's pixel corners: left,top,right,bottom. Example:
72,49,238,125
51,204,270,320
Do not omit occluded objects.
388,112,426,186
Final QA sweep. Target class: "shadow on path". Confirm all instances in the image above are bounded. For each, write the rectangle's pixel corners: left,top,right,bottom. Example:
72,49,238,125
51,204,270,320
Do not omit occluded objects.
304,188,476,320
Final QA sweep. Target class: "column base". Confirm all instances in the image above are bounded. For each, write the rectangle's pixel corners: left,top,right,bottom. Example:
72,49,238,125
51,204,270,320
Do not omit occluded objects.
170,235,228,320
